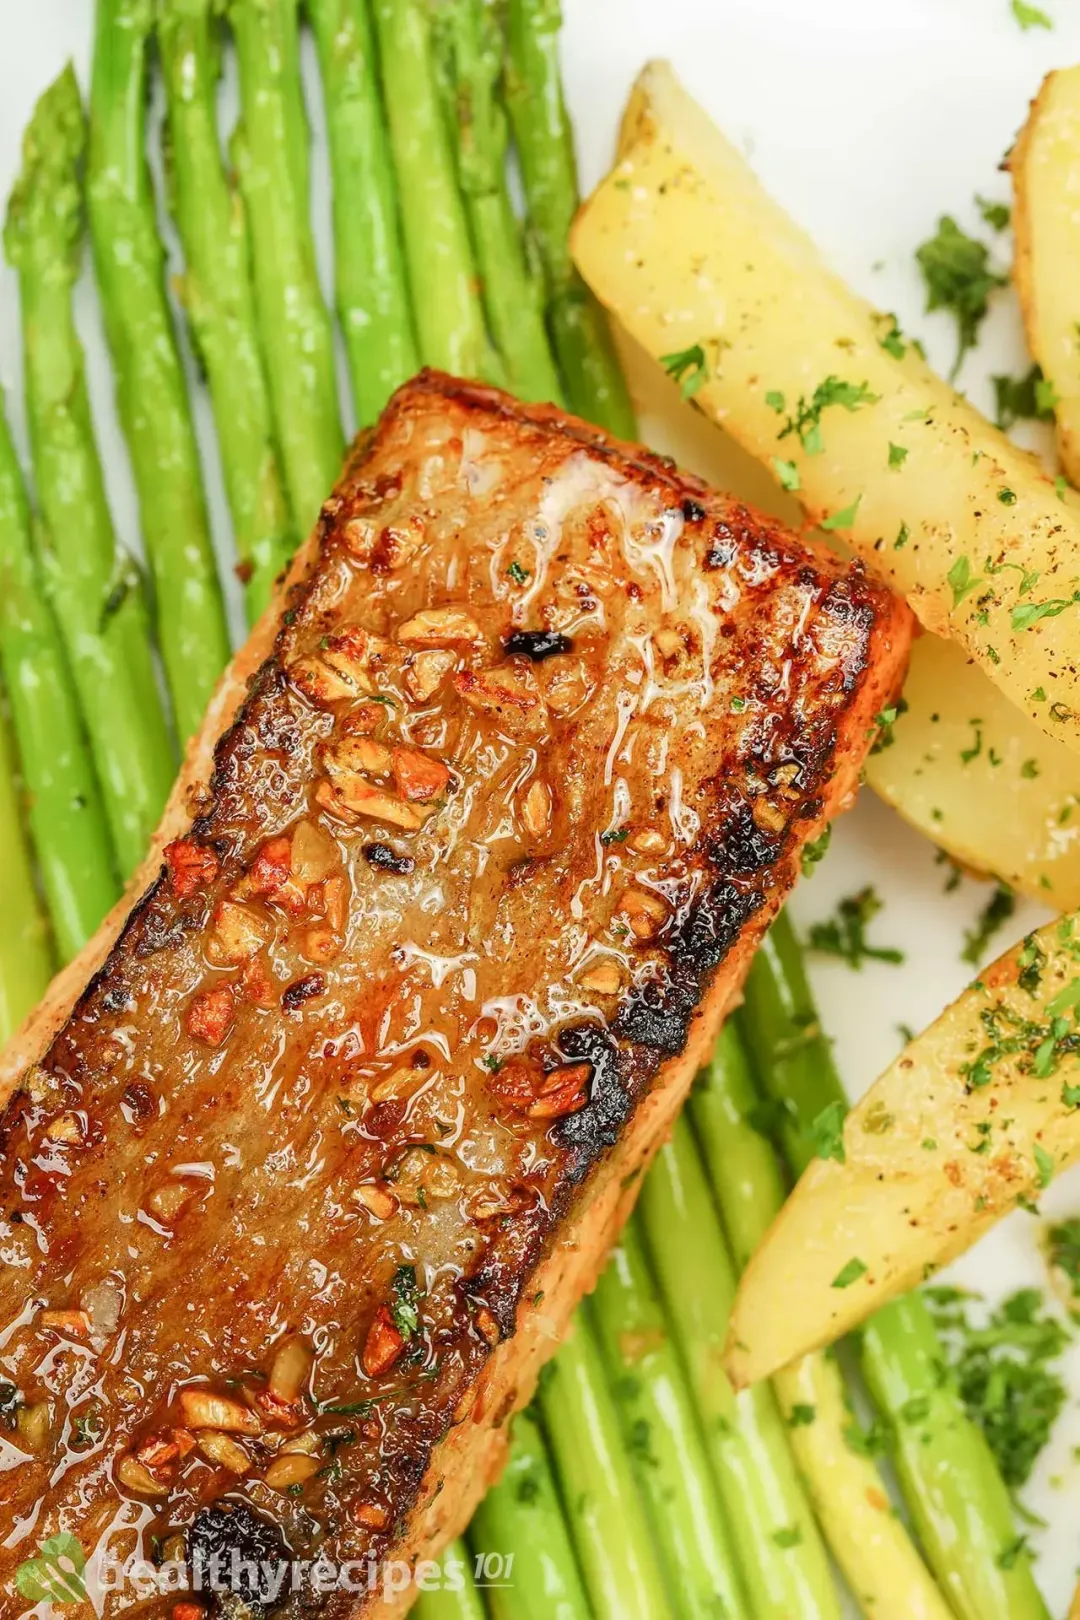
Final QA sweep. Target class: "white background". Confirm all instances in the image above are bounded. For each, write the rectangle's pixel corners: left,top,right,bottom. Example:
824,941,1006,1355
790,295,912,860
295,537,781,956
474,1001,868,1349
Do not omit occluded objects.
2,0,1080,1610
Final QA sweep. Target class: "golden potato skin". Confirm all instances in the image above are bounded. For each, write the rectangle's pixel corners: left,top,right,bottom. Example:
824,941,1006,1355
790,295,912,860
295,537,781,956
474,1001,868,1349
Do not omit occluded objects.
728,909,1080,1386
1011,67,1080,491
573,60,1080,759
865,634,1080,908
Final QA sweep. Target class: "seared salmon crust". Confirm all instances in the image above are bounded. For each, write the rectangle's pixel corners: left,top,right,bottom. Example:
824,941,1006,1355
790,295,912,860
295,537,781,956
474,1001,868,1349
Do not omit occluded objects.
0,373,911,1615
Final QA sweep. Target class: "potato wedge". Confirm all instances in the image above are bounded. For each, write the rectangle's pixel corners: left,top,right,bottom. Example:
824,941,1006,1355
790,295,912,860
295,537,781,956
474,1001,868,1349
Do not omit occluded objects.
1011,67,1080,490
865,633,1080,906
726,910,1080,1386
616,323,1080,906
573,60,1080,757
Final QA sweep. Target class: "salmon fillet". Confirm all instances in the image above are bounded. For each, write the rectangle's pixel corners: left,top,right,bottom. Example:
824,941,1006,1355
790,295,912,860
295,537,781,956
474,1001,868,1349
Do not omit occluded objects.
0,373,911,1616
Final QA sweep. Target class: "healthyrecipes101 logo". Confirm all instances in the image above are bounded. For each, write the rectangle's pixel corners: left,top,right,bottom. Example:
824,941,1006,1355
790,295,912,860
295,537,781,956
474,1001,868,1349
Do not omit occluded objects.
13,1538,515,1607
16,1532,87,1605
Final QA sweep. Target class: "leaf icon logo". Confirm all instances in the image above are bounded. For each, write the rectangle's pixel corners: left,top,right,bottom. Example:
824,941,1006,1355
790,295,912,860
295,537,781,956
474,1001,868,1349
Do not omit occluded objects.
15,1532,87,1605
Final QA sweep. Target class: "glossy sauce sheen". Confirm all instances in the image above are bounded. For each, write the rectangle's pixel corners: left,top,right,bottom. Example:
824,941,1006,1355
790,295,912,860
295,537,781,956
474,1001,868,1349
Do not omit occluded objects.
0,375,910,1615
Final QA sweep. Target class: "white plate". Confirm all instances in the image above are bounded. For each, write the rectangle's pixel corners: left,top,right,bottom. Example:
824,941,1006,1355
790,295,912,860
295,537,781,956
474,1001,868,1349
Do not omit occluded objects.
2,1,1079,1611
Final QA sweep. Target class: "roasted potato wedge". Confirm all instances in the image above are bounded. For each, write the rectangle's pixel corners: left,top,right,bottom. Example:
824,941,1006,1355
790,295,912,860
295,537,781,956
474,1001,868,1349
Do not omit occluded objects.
1011,66,1080,490
865,633,1080,907
573,60,1080,757
617,325,1080,907
726,911,1080,1386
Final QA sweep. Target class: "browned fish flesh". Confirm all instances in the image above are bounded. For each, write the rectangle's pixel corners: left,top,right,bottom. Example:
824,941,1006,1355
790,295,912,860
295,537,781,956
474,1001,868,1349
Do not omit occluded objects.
0,372,911,1616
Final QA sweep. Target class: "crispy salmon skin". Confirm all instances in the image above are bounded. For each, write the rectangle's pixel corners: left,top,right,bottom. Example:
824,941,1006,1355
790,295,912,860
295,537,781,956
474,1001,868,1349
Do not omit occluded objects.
0,373,910,1615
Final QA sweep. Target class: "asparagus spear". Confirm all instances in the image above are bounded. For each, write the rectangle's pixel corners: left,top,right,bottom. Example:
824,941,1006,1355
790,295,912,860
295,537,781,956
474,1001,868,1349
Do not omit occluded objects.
690,1023,953,1620
537,1314,670,1619
434,0,563,404
371,0,494,380
4,65,175,876
226,0,344,531
412,1542,486,1620
743,911,1050,1620
307,0,419,423
0,393,118,958
88,0,230,742
469,1408,589,1620
157,0,294,624
638,1113,841,1620
0,709,53,1045
502,0,634,435
592,1220,751,1619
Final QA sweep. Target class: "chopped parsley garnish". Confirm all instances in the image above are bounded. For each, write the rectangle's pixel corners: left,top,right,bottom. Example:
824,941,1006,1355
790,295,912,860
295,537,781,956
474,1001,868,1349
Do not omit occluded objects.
959,964,1080,1092
977,195,1011,232
506,560,530,584
1034,1144,1055,1190
887,442,909,470
831,1257,868,1289
389,1264,422,1339
844,1417,889,1456
1011,0,1053,28
800,825,832,876
771,456,800,492
820,495,862,532
876,312,916,360
72,1410,103,1447
1045,1217,1080,1314
915,216,1006,378
992,364,1056,430
895,521,910,549
787,1404,817,1427
600,827,629,845
870,698,908,753
807,888,905,970
928,1285,1069,1487
997,1536,1030,1572
775,376,879,456
772,1526,803,1549
1012,591,1080,631
661,344,708,400
810,1099,846,1164
947,553,983,607
961,883,1016,965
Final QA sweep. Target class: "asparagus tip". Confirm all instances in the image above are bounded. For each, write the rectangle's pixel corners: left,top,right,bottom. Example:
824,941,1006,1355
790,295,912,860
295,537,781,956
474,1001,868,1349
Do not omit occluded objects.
3,62,85,270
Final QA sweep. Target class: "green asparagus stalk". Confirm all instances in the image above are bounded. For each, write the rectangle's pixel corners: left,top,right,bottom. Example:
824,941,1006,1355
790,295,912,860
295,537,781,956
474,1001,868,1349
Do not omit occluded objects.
412,1541,486,1620
307,0,419,423
371,0,494,380
591,1220,751,1619
226,0,344,532
637,1114,841,1620
469,1408,589,1620
690,1023,953,1620
743,910,1050,1620
537,1313,670,1619
157,0,294,624
0,392,118,957
4,65,175,876
0,709,54,1045
434,0,563,404
502,0,634,435
88,0,230,741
